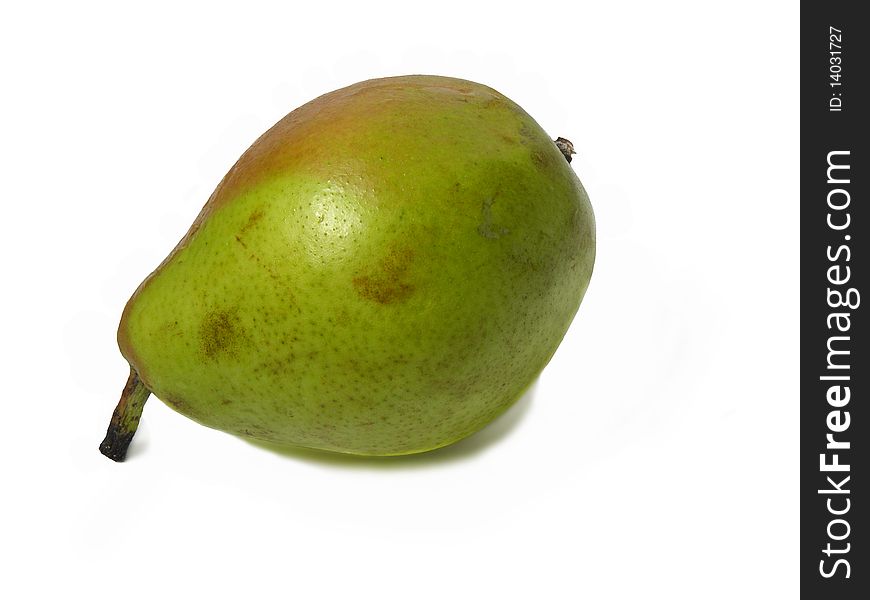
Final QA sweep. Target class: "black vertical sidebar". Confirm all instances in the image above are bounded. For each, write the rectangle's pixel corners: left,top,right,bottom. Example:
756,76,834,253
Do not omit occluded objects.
801,2,868,597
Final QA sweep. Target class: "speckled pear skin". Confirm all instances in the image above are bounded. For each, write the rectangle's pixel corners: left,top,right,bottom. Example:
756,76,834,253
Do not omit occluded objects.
118,75,595,455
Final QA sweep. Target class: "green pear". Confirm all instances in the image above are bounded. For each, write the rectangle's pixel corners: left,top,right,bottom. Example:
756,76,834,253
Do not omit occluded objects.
100,75,595,461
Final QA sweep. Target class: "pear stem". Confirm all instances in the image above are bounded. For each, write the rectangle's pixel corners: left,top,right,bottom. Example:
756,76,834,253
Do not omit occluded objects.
555,137,576,163
99,368,151,462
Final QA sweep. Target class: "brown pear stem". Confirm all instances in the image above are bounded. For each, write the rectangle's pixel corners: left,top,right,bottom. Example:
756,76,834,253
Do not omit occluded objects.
555,137,576,163
99,368,151,462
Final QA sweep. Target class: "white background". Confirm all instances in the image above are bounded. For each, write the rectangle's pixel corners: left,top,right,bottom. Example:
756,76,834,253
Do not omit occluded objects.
1,1,799,597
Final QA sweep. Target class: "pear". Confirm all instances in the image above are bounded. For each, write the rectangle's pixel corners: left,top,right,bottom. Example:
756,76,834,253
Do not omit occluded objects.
100,75,595,461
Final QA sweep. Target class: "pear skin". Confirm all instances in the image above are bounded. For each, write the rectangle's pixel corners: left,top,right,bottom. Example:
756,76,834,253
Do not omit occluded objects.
101,75,595,460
